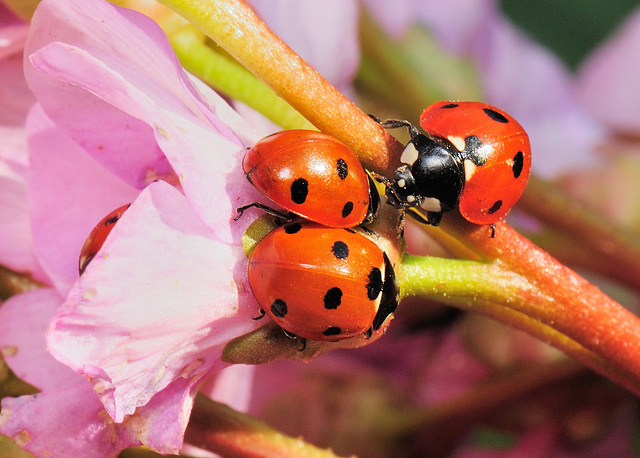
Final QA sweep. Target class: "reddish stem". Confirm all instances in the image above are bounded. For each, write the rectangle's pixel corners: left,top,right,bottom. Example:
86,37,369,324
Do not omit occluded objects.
443,214,640,395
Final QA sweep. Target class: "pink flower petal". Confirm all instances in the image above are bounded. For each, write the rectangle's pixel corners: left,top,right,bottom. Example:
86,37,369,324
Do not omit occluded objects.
0,289,144,456
27,104,138,293
48,181,261,422
577,7,640,132
26,0,261,242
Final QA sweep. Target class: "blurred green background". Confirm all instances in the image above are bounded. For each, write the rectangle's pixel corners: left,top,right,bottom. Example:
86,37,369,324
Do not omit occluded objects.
500,0,640,70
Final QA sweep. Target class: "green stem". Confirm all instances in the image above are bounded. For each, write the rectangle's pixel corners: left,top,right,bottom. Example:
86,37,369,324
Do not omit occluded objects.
169,26,314,130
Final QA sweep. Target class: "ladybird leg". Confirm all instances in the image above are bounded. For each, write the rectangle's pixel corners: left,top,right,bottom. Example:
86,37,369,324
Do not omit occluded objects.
397,208,406,236
489,224,496,239
252,308,266,320
364,327,373,340
280,331,307,351
374,118,422,142
368,170,393,187
234,202,292,221
426,211,442,226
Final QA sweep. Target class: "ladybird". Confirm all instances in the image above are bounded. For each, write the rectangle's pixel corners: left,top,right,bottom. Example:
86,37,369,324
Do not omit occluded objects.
375,101,531,226
248,221,398,341
79,203,131,275
237,130,379,228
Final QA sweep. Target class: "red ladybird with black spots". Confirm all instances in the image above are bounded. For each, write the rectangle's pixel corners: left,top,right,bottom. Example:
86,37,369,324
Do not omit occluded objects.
247,221,398,341
375,101,531,226
237,130,379,228
79,203,131,275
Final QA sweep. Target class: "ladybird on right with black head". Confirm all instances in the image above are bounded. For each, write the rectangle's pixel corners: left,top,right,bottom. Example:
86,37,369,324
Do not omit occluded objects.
373,101,532,229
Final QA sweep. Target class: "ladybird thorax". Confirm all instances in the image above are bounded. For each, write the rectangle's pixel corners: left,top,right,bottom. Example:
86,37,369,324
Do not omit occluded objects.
406,134,465,214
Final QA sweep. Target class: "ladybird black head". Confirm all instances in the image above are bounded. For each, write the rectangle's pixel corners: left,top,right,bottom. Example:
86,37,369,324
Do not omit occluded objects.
336,158,348,180
366,267,383,300
324,287,342,309
512,151,524,179
270,299,288,318
483,108,509,124
290,178,309,204
488,200,503,214
323,326,342,337
283,222,302,234
332,241,349,259
341,201,354,218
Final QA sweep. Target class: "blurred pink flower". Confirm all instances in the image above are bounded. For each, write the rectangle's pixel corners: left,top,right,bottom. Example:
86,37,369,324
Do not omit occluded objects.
577,7,640,134
363,0,606,178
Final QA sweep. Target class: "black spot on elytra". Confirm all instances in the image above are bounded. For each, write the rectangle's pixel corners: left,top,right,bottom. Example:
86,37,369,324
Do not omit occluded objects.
366,267,383,300
104,214,121,226
271,299,287,318
323,327,341,337
324,287,342,309
441,103,459,109
342,201,354,218
512,151,524,179
337,158,348,180
488,200,503,214
290,178,308,204
332,241,349,259
483,108,509,124
283,222,302,234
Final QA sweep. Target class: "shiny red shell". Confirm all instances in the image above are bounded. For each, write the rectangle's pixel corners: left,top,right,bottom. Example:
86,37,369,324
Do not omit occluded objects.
248,221,397,341
243,130,373,228
79,203,131,275
420,101,531,224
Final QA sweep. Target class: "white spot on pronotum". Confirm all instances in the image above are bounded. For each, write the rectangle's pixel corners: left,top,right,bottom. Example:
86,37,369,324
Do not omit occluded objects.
406,195,416,203
420,197,442,212
464,159,477,182
448,135,466,152
400,142,419,165
397,178,406,188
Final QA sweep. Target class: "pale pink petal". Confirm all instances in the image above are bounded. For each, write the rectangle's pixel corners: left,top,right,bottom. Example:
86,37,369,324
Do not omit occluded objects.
48,181,261,422
26,0,260,242
200,364,256,413
0,289,144,456
247,0,360,90
0,289,70,389
27,104,138,293
577,7,640,132
0,3,28,60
